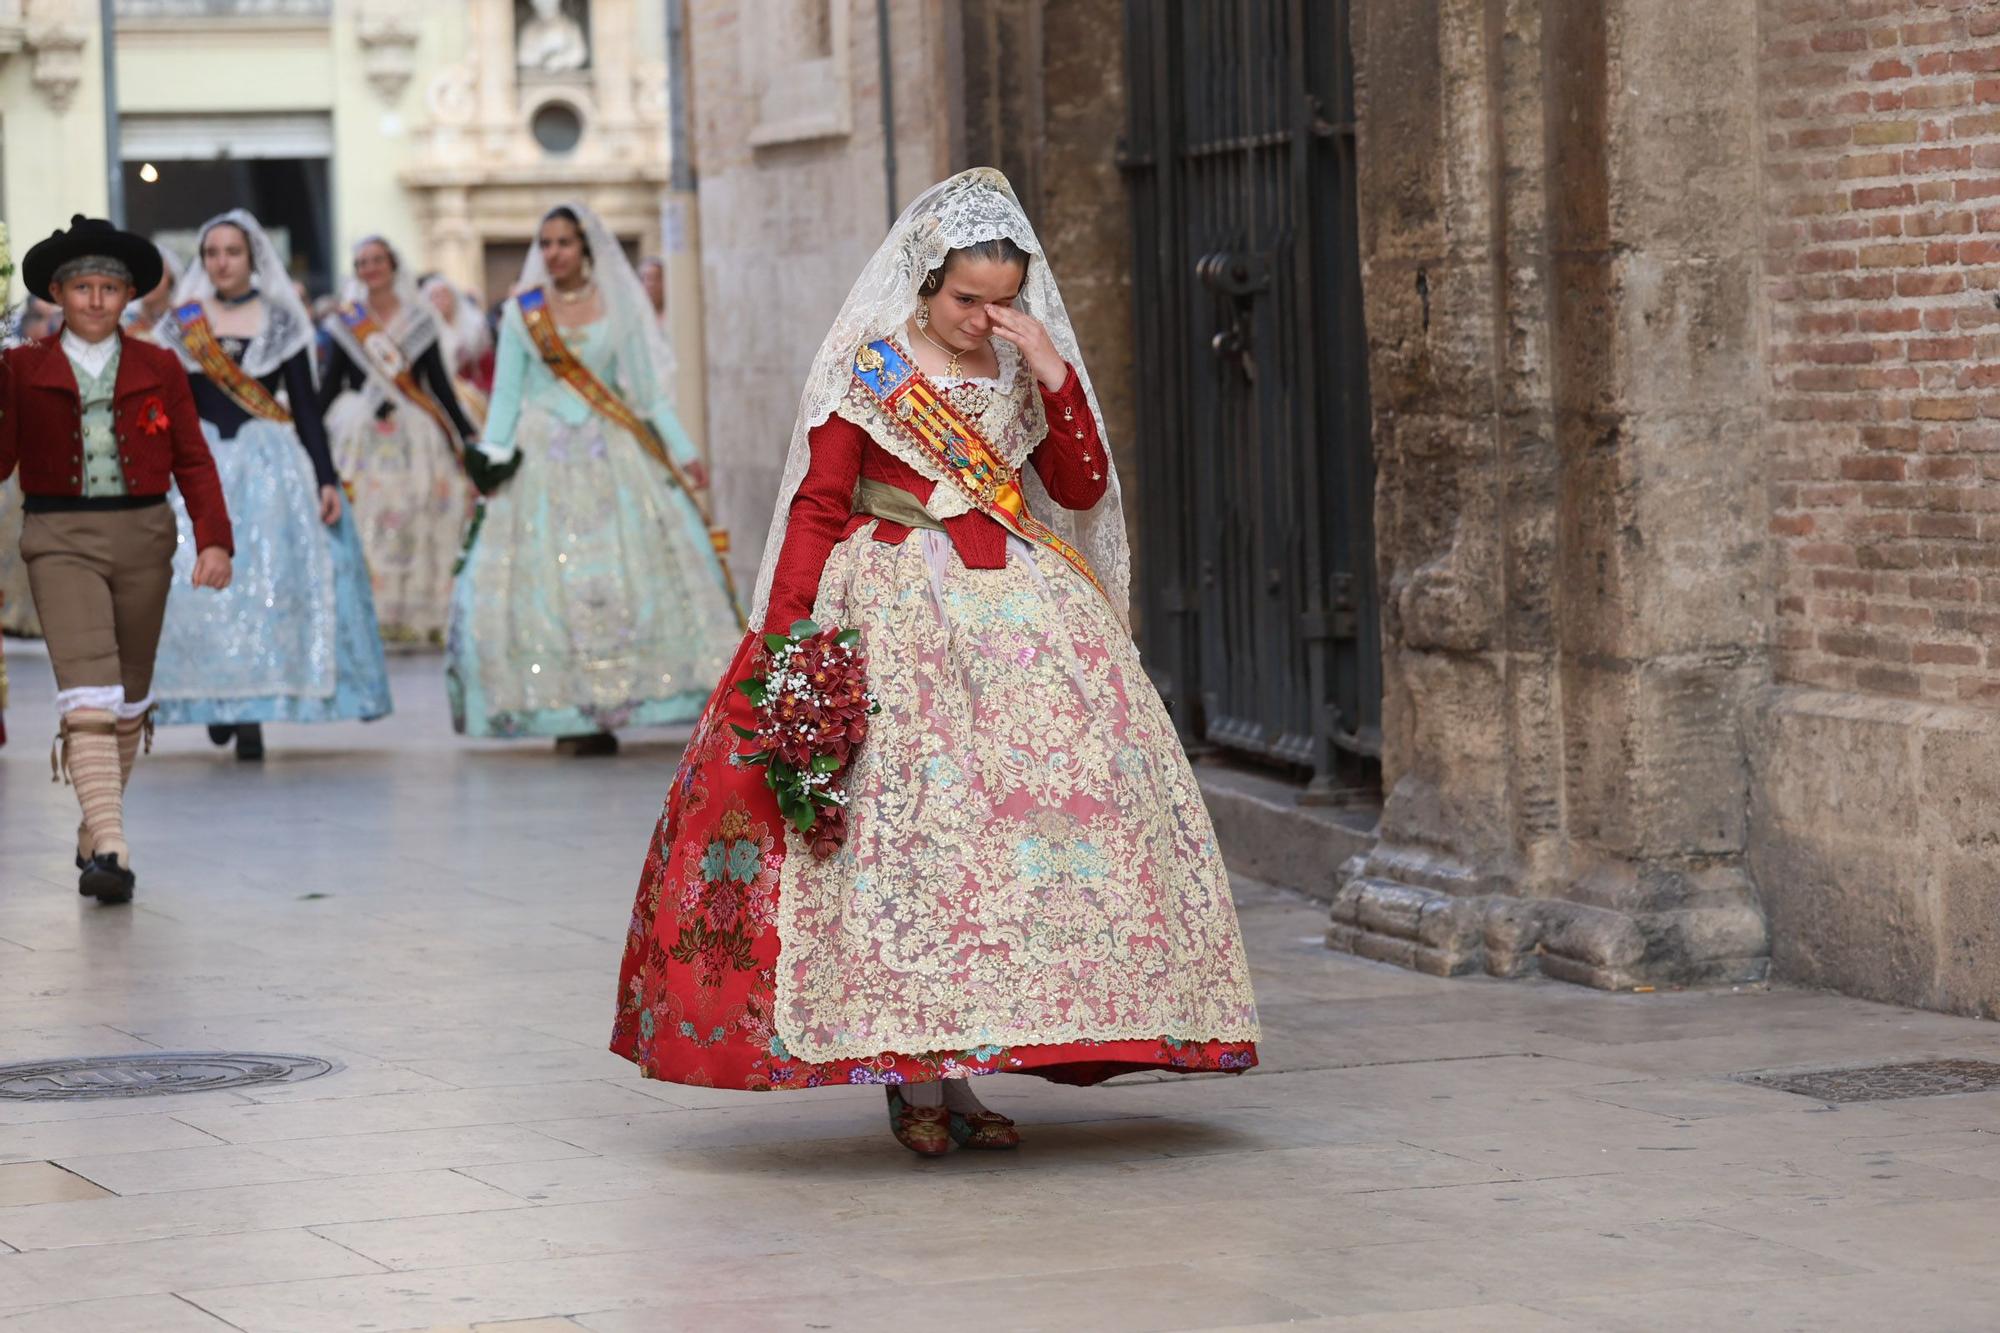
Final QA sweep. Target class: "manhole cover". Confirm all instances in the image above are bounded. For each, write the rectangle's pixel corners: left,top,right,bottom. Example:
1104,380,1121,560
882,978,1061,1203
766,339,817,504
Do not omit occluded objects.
1736,1059,2000,1104
0,1053,335,1102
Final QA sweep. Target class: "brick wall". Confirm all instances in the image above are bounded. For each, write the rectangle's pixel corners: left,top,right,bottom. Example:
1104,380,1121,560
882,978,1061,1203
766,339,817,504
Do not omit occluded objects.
1763,0,2000,706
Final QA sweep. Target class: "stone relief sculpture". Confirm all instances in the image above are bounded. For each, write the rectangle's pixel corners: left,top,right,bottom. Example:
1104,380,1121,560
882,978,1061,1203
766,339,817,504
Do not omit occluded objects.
516,0,587,74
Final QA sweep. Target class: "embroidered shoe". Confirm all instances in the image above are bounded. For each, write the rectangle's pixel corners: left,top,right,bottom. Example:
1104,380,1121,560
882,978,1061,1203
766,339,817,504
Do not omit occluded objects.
946,1108,1021,1150
885,1086,953,1156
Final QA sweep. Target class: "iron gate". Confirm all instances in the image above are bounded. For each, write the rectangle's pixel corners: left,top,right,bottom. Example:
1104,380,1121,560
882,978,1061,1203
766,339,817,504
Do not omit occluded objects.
1120,0,1378,797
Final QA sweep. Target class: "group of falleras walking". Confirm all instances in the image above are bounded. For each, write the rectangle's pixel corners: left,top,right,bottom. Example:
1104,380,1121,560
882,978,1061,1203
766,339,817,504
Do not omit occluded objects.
1,169,1261,1154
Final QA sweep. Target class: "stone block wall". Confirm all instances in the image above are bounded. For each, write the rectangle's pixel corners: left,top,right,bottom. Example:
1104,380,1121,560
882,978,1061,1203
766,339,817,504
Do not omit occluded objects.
685,0,954,600
684,0,1134,603
1335,0,1772,990
1343,0,2000,1015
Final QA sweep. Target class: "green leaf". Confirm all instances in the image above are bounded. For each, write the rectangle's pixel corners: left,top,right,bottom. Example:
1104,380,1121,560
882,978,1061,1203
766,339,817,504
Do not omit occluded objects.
730,723,759,740
789,804,817,834
790,618,820,638
734,678,765,702
835,628,861,647
741,751,771,766
763,633,791,654
811,754,842,774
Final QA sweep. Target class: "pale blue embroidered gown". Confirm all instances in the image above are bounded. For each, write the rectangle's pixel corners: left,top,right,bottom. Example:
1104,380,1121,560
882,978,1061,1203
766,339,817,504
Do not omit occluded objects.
151,337,393,726
446,299,737,737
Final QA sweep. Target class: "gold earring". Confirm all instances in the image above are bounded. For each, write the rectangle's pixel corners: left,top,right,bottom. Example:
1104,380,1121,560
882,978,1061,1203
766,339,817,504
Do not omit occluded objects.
916,301,930,329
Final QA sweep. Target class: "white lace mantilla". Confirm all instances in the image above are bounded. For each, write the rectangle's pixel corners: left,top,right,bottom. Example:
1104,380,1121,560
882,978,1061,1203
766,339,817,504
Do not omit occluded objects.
748,167,1133,630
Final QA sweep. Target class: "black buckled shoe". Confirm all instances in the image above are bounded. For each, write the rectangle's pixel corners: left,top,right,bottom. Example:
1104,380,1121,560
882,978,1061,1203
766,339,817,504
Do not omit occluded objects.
234,723,265,762
78,853,136,905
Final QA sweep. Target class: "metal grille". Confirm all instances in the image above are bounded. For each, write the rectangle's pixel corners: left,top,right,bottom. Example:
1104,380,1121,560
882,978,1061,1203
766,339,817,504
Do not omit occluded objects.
1736,1059,2000,1104
0,1053,334,1101
1121,0,1379,797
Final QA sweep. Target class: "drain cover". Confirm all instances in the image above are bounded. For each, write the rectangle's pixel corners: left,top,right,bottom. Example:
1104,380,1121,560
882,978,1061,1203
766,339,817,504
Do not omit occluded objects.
1736,1059,2000,1104
0,1053,334,1102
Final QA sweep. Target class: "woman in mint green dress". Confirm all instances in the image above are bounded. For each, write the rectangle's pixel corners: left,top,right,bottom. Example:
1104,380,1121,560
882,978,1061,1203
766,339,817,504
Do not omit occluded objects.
449,203,738,752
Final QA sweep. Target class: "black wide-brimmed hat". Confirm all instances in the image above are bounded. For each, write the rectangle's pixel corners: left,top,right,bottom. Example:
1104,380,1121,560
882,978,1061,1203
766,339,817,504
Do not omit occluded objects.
22,215,163,298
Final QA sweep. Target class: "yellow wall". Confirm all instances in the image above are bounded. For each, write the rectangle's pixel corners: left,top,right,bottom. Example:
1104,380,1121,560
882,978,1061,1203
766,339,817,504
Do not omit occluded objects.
1,13,111,305
118,23,335,112
327,4,468,268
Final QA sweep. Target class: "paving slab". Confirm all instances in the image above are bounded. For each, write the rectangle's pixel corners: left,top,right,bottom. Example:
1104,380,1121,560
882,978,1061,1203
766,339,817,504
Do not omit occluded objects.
2,645,1999,1330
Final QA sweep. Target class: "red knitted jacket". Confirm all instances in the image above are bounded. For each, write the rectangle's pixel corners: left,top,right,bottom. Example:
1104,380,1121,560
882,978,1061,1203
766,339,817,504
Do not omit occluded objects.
762,364,1106,632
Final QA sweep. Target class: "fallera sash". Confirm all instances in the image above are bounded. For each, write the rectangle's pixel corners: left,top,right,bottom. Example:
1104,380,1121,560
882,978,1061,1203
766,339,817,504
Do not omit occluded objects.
335,301,461,456
515,286,741,619
851,337,1108,602
172,301,290,423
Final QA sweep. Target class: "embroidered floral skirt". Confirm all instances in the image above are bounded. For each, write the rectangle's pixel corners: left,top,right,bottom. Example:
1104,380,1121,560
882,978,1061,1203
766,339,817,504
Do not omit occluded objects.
446,408,739,738
329,395,474,648
611,525,1261,1089
153,420,393,727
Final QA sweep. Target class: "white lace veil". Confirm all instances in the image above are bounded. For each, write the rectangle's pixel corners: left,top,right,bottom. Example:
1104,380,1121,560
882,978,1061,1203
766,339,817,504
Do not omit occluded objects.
514,201,677,385
322,236,443,434
422,273,491,370
164,208,317,381
746,167,1131,628
336,236,439,354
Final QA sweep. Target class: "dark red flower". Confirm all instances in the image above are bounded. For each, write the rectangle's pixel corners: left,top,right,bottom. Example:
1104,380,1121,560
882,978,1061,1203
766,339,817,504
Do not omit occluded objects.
809,805,847,860
137,396,170,436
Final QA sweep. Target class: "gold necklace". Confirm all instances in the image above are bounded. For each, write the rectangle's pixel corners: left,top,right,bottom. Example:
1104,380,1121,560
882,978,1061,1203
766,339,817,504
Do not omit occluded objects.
916,320,969,377
553,280,597,304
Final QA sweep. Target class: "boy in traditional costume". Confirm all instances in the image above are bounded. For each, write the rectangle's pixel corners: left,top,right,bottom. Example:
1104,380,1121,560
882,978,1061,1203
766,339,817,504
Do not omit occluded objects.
0,215,234,903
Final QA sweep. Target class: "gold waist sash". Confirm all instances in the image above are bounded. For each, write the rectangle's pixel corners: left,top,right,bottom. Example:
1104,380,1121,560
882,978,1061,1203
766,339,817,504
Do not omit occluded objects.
853,478,945,532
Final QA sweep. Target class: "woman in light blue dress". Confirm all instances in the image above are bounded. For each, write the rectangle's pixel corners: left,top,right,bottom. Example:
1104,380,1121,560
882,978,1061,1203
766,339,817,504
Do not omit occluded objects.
152,209,391,759
450,202,737,753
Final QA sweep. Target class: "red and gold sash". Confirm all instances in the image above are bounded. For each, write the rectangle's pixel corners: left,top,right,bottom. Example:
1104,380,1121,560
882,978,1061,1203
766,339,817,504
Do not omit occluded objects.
851,338,1108,602
516,287,741,618
172,301,290,423
335,301,461,457
517,288,694,487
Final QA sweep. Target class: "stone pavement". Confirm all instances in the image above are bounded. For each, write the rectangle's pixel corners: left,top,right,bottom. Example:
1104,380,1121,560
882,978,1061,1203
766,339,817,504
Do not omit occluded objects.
5,644,2000,1332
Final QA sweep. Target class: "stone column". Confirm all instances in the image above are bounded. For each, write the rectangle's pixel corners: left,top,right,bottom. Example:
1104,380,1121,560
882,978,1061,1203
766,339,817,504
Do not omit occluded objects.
1332,0,1770,988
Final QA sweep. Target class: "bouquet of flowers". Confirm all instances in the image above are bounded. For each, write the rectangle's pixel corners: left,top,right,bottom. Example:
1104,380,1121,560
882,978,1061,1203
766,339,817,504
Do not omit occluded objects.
733,619,878,858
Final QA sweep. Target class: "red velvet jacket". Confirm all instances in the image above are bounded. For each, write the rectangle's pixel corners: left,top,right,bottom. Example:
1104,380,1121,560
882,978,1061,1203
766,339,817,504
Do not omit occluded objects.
763,364,1106,632
0,333,233,554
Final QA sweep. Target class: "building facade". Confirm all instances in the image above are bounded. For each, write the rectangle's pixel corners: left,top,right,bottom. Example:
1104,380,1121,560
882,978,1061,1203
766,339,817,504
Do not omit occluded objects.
681,0,1136,601
6,0,1994,1018
1335,0,2000,1015
692,0,2000,1020
0,0,704,434
0,1,672,295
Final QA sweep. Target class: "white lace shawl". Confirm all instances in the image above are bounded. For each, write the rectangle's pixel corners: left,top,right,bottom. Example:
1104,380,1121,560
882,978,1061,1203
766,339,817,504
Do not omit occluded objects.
745,168,1131,628
322,236,444,432
161,208,316,382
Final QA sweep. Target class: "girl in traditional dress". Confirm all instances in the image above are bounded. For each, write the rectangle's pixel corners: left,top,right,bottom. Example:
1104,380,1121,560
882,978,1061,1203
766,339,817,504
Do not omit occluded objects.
422,273,494,401
318,237,480,647
451,203,737,753
152,209,392,759
608,169,1260,1155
